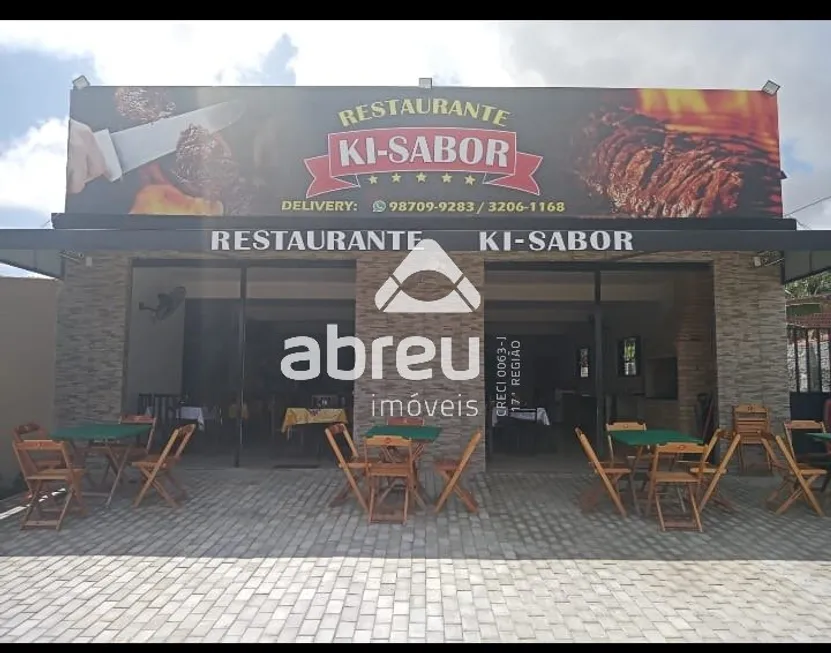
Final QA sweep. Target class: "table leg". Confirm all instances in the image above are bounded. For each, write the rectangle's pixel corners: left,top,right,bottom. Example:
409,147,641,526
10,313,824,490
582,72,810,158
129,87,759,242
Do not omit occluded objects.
105,444,133,508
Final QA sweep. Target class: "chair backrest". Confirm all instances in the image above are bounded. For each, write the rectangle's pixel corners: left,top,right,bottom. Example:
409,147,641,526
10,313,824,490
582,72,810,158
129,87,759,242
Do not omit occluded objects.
12,439,74,478
12,422,46,444
606,421,647,431
456,431,483,470
157,423,196,466
386,416,425,426
120,414,158,452
575,427,604,473
733,404,770,440
605,421,646,463
650,442,709,481
363,435,412,466
325,423,359,464
783,419,827,457
704,427,728,460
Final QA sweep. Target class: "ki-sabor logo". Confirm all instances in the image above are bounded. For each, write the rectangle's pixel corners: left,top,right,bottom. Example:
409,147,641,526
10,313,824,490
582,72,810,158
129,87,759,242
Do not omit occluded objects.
374,239,481,314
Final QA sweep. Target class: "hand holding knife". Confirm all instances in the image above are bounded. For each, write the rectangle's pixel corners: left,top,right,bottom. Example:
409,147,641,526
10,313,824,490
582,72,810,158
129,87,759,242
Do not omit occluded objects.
66,100,245,194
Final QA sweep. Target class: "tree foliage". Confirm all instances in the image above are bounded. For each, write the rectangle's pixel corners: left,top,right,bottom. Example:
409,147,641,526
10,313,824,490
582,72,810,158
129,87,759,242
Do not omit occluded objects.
786,270,831,299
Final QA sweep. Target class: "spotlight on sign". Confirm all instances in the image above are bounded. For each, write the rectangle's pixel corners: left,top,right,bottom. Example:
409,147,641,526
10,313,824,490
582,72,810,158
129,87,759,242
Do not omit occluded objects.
418,77,433,91
761,80,780,96
72,75,91,90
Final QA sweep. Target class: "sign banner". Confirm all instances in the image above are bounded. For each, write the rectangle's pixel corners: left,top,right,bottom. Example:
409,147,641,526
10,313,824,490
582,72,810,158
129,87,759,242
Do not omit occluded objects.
65,86,782,221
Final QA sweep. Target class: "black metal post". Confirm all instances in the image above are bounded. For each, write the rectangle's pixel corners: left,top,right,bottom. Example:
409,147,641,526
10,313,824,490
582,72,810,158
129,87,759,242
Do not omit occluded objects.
593,269,605,453
234,266,248,468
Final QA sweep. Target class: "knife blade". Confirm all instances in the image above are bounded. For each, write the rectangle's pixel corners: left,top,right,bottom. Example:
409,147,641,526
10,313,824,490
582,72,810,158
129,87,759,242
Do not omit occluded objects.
92,100,245,182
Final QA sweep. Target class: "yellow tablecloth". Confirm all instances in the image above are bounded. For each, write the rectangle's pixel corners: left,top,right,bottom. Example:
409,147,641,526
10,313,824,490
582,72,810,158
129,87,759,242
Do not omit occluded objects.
281,407,348,433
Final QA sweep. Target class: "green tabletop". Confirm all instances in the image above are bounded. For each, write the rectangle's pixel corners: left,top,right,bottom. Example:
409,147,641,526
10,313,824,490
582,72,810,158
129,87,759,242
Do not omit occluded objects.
365,425,441,441
609,429,701,447
51,423,150,442
806,432,831,442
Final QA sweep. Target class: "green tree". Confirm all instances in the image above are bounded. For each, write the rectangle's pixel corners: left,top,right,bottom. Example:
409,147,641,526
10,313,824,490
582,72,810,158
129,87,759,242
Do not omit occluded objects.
786,270,831,299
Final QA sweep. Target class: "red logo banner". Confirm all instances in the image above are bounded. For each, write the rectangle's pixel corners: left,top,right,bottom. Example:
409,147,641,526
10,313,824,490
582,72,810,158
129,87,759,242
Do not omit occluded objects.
304,127,543,199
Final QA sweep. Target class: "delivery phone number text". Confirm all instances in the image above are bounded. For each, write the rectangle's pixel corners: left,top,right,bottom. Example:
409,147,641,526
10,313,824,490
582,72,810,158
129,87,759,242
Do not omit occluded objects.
382,200,567,213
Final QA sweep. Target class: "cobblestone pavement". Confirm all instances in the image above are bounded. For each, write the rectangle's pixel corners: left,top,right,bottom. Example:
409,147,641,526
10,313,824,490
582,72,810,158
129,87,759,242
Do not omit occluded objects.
1,467,831,643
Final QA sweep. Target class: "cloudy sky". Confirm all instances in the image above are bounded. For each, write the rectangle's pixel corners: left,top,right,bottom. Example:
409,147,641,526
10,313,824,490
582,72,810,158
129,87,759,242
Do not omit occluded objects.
1,20,829,275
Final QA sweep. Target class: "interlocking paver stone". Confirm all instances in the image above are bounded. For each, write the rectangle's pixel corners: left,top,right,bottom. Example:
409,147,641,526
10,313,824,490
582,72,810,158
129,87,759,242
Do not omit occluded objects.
2,467,831,642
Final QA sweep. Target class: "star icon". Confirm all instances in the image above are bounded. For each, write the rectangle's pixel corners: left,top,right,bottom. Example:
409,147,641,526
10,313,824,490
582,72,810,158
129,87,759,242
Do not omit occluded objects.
416,172,427,183
391,173,402,183
464,175,476,186
441,173,453,183
368,175,378,185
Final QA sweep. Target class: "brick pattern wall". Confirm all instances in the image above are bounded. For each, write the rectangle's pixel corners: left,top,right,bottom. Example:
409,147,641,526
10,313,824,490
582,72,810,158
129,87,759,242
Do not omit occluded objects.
352,254,486,474
54,254,131,427
713,253,790,430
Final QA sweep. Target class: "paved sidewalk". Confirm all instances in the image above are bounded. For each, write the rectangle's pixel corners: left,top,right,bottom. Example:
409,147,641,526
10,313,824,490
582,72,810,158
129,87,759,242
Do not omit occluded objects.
1,468,831,642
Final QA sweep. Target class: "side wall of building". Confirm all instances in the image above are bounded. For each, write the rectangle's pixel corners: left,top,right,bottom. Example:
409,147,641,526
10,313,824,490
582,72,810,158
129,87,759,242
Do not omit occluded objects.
0,277,60,491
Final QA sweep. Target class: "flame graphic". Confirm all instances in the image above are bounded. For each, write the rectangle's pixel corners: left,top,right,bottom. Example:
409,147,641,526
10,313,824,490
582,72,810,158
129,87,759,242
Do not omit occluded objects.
636,89,779,150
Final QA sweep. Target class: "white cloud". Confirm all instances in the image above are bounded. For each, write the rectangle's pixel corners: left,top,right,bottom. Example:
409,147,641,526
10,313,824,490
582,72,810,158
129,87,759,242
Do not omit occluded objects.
0,118,67,217
1,21,830,226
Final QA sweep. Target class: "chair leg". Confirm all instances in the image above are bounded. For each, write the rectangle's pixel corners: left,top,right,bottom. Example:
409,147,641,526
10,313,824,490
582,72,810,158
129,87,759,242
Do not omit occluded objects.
402,478,410,525
133,469,157,508
688,485,703,532
653,483,666,531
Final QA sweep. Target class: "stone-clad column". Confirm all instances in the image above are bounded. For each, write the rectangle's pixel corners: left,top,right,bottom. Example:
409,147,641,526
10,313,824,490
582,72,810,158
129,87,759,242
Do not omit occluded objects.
54,253,131,427
352,252,486,473
713,252,790,430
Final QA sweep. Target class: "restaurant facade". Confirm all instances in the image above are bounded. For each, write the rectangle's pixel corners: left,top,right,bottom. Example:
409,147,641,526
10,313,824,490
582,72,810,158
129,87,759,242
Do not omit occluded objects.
4,83,831,473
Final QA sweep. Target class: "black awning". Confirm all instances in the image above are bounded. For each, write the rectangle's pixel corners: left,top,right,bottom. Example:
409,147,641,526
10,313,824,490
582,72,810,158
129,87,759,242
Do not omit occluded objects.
0,248,64,279
4,227,831,287
783,249,831,284
3,226,831,253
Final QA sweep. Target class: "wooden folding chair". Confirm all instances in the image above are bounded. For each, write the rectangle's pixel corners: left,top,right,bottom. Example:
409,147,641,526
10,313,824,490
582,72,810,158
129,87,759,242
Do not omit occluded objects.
433,431,482,514
784,420,831,492
12,422,64,472
733,404,774,474
363,435,413,524
646,442,708,532
120,414,158,455
575,428,631,517
679,428,741,512
12,439,86,530
605,420,648,466
386,416,425,426
325,423,368,513
762,432,826,517
132,424,195,508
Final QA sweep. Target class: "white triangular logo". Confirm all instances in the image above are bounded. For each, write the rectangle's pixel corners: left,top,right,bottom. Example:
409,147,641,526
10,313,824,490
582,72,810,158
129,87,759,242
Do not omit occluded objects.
374,239,481,314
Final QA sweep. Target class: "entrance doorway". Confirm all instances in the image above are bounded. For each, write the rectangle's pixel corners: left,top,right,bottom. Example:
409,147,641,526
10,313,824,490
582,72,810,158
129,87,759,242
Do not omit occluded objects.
125,261,356,468
483,262,716,471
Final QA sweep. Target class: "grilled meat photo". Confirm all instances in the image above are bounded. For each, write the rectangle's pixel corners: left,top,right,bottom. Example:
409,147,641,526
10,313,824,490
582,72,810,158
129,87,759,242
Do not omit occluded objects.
573,108,782,218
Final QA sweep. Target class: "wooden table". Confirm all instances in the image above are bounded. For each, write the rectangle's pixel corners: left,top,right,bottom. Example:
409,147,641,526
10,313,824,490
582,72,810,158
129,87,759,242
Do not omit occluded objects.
364,424,441,509
51,423,150,507
609,429,702,515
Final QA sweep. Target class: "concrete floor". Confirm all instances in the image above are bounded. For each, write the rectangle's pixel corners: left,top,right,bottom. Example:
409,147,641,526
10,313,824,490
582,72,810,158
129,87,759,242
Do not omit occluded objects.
1,466,831,643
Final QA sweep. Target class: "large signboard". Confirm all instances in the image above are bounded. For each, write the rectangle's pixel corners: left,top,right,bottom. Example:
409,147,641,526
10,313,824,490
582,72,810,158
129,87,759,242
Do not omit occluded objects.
65,86,783,220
